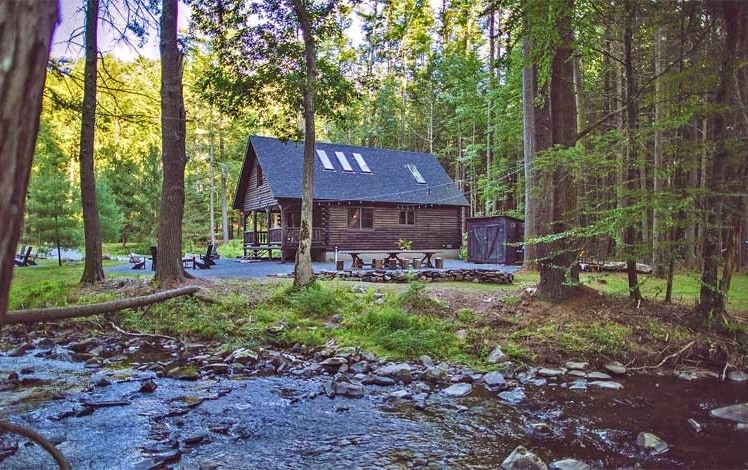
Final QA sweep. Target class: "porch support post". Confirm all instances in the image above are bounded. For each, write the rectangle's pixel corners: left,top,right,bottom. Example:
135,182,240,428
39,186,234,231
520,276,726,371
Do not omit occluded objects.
252,210,258,235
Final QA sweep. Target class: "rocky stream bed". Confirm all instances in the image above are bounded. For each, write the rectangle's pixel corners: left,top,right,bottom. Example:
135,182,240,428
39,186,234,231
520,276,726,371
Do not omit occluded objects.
1,327,747,469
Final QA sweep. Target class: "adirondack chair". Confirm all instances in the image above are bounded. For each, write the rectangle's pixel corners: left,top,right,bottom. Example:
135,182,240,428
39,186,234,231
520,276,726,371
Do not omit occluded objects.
199,243,218,267
14,246,34,267
129,253,146,270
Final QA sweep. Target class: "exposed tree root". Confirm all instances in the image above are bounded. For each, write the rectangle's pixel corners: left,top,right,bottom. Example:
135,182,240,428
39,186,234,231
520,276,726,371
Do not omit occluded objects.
3,286,200,325
629,340,696,371
0,420,70,469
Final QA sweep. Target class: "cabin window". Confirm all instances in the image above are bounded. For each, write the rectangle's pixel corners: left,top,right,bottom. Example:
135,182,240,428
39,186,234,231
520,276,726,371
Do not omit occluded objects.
256,163,263,187
316,149,335,170
406,164,426,184
398,210,415,225
335,152,354,172
348,207,374,229
352,153,371,173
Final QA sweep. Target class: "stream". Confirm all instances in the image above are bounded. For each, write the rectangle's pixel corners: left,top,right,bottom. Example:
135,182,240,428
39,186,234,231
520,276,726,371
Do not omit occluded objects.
1,348,747,469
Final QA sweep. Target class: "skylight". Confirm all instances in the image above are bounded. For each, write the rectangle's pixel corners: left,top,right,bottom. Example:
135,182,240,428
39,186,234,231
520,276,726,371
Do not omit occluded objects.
316,149,334,170
335,151,354,172
406,164,426,184
352,153,371,173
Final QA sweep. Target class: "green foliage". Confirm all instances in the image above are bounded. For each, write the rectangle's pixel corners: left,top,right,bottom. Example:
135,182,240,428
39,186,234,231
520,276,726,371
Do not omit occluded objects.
24,123,82,247
398,281,444,314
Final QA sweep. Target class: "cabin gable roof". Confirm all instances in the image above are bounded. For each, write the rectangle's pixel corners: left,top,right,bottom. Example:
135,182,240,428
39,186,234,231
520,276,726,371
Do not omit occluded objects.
234,135,468,209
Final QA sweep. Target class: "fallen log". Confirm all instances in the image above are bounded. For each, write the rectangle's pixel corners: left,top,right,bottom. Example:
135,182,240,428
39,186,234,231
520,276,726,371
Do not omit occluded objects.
4,286,200,325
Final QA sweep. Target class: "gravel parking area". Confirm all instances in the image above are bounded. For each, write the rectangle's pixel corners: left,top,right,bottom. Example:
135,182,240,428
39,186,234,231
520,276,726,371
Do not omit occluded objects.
108,257,519,279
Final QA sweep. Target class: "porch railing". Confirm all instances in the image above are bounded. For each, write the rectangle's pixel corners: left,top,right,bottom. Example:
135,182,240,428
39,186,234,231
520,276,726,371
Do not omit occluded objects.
244,227,324,246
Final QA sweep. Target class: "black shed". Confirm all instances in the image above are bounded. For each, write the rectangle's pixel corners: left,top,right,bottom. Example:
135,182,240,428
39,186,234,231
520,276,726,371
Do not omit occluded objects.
466,216,524,264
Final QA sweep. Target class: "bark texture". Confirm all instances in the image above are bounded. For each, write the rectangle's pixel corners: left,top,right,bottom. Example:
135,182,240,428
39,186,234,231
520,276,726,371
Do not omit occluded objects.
6,286,199,324
156,0,187,287
80,0,106,284
0,0,58,326
292,0,316,288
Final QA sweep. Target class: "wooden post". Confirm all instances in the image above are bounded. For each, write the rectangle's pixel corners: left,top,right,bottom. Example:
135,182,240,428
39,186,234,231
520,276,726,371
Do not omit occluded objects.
435,257,443,269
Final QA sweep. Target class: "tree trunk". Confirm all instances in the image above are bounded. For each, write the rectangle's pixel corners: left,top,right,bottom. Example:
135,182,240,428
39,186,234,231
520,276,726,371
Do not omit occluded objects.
6,286,199,324
522,37,538,269
291,0,316,288
80,0,105,284
652,26,666,277
0,0,58,327
622,1,641,301
156,0,187,287
220,131,229,244
536,0,578,301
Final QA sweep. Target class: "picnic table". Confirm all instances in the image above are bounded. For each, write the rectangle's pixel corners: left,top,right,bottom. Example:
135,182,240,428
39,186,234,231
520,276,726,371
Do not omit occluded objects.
342,250,441,269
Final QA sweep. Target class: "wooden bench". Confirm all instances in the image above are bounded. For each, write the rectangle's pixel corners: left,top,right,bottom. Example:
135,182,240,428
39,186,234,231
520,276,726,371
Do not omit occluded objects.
341,250,442,269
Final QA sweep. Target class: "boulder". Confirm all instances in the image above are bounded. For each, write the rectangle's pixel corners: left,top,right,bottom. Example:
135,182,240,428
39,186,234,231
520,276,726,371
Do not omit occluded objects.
537,368,564,377
588,380,623,390
603,362,627,375
636,432,668,455
710,403,748,424
376,363,412,381
488,346,509,363
483,371,507,389
501,446,548,470
549,459,590,470
565,361,588,371
442,383,472,397
498,388,526,404
586,371,612,380
333,381,366,398
727,370,748,383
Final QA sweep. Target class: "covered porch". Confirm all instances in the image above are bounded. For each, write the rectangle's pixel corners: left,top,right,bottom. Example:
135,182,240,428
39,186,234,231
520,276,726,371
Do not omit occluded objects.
242,202,328,259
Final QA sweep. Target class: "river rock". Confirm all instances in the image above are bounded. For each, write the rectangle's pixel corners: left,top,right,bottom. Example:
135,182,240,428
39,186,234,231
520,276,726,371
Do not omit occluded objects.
483,371,507,389
565,361,588,371
636,432,668,455
710,403,748,424
587,371,612,380
549,458,591,470
736,423,748,431
376,363,412,381
424,366,448,381
537,368,564,377
488,346,509,363
319,357,348,367
567,370,587,378
443,383,472,397
365,375,396,386
498,388,526,404
687,418,703,433
604,362,627,375
8,343,33,357
333,381,365,398
227,348,257,365
501,445,548,470
389,389,412,400
140,379,158,393
568,380,588,390
419,355,434,367
727,370,748,383
167,366,200,381
675,368,719,381
588,380,623,390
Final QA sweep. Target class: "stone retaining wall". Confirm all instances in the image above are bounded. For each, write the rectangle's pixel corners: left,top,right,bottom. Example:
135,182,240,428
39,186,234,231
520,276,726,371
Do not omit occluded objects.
316,268,514,284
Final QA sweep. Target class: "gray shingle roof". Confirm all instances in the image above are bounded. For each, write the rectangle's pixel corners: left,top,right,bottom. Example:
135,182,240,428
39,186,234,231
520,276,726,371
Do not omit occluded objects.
244,135,468,206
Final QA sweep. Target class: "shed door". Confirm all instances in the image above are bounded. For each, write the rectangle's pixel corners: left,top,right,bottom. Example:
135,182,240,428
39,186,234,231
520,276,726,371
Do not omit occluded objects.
468,223,505,263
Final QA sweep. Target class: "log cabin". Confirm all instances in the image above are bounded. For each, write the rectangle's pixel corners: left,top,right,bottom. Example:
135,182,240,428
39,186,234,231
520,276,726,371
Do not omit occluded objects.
232,135,469,261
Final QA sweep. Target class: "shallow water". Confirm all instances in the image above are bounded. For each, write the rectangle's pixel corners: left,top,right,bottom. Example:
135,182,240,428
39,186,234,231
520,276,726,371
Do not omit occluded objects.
0,352,746,469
